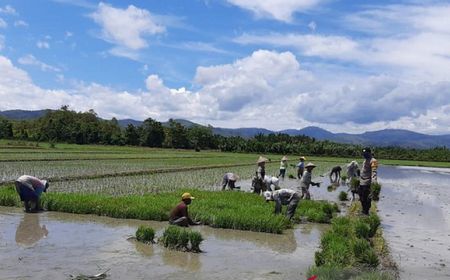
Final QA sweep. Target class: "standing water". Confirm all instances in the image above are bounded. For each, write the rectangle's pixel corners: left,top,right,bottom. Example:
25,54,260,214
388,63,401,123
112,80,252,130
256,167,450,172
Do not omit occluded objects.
0,207,327,280
377,166,450,280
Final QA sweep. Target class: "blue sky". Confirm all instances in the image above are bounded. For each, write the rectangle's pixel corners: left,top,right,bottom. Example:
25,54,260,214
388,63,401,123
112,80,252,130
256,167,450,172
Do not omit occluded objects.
0,0,449,134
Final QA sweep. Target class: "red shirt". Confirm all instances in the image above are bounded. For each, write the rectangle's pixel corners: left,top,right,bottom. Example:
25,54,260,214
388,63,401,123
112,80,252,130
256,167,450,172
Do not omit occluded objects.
170,202,188,220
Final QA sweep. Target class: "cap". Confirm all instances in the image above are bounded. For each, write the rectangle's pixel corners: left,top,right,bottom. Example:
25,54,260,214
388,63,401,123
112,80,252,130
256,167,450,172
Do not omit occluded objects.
263,191,272,201
181,192,195,200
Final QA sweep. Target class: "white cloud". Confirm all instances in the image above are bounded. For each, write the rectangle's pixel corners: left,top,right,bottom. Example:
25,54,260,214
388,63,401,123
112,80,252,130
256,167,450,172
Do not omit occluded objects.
227,0,322,22
0,5,17,15
14,20,28,27
18,54,61,72
0,17,7,28
90,2,165,58
36,41,50,49
0,35,4,50
308,21,316,31
65,31,73,38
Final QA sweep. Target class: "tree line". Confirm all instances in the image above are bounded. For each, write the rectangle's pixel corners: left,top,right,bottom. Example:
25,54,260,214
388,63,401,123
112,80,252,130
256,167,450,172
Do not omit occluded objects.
0,107,448,162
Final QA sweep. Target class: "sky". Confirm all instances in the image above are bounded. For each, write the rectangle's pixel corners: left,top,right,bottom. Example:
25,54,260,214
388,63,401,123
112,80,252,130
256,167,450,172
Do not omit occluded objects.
0,0,449,134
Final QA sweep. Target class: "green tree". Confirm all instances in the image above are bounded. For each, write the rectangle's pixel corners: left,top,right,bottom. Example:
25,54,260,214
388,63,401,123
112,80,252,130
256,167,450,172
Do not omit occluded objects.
124,124,140,146
140,118,165,147
0,117,13,139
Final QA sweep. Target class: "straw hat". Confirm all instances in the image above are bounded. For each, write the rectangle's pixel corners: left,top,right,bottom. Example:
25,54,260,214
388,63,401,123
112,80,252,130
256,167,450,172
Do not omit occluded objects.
305,162,316,168
299,156,306,161
281,156,288,161
181,192,195,200
257,156,269,163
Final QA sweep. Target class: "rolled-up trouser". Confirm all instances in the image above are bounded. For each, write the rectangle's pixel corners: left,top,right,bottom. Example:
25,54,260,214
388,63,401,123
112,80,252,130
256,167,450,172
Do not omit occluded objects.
278,169,286,178
359,185,371,215
169,217,189,227
286,194,300,220
301,186,310,200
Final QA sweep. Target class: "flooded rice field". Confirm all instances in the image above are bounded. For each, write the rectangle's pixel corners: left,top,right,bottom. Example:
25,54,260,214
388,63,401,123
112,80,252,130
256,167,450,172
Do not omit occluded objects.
377,166,450,280
0,207,327,280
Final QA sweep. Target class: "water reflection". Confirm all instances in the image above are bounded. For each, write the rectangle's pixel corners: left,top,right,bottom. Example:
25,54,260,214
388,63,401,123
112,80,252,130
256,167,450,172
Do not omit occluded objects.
162,249,201,271
15,213,48,247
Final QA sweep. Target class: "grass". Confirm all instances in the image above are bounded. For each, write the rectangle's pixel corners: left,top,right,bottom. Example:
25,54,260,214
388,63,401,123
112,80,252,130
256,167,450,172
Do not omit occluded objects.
136,225,155,243
338,191,348,201
306,266,395,280
0,186,339,234
160,226,204,253
370,182,382,201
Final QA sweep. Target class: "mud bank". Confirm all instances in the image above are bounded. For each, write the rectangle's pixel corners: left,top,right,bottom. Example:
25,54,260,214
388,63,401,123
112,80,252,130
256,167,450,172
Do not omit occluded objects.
378,166,450,280
0,207,327,280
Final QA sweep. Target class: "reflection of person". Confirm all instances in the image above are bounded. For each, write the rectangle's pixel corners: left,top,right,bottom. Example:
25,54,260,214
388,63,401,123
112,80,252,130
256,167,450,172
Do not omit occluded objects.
264,189,300,220
278,156,288,179
296,157,306,179
252,156,268,194
329,166,342,182
15,213,48,247
15,175,49,213
222,173,239,190
264,175,280,191
359,148,378,215
169,193,201,227
299,163,320,200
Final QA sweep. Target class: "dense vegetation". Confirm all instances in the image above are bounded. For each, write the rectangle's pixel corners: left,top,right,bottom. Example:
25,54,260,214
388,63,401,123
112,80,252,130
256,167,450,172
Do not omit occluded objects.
0,186,339,234
160,226,204,253
0,107,448,162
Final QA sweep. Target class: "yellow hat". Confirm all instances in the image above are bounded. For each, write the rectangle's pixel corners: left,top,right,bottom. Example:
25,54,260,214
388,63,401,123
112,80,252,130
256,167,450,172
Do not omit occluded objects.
299,156,306,160
181,192,195,200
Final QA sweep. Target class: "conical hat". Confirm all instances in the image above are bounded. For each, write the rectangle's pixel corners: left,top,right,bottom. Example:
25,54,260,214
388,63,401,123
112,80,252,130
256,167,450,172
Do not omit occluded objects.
281,156,288,161
305,162,316,168
229,173,239,181
257,156,268,163
299,156,306,160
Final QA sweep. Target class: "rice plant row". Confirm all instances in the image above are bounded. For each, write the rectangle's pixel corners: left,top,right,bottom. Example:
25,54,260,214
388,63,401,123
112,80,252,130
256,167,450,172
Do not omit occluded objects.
0,186,339,234
160,226,204,253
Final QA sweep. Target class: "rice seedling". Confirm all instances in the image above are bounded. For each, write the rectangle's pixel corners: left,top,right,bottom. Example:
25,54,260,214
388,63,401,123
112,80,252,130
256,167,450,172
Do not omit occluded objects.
306,266,395,280
340,174,348,181
160,226,204,253
136,225,155,243
354,221,371,239
0,186,338,233
338,191,348,201
370,182,381,201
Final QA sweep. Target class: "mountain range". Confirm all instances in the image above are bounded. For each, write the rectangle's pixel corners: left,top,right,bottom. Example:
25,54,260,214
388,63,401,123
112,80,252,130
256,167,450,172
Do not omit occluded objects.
1,109,449,149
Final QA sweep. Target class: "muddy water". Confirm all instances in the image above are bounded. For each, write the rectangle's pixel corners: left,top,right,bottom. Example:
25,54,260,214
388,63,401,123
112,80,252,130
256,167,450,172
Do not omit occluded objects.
0,207,327,280
378,166,450,280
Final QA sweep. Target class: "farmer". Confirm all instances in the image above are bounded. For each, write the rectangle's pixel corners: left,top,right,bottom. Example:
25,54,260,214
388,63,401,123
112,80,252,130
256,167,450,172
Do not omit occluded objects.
169,193,201,227
263,189,300,220
296,156,306,179
346,161,360,200
329,165,342,182
15,175,49,213
222,172,239,190
252,156,268,194
264,175,280,191
299,163,321,200
278,156,288,179
359,148,378,215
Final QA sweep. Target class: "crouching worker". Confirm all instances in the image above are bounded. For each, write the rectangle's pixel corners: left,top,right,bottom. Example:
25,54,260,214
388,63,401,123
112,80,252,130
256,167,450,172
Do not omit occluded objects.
329,165,342,182
264,189,300,220
222,172,239,190
15,175,49,213
264,175,280,191
169,193,201,227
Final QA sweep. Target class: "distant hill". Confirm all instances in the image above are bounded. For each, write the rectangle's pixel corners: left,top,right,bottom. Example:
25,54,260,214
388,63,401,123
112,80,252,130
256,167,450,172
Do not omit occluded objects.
1,109,449,148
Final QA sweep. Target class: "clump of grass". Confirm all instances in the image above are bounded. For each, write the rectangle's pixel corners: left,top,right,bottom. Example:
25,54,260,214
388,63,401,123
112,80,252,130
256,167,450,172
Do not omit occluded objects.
338,191,348,201
350,177,360,190
288,174,295,179
160,226,204,253
340,175,348,181
370,182,382,201
307,266,395,280
136,225,155,243
354,221,371,239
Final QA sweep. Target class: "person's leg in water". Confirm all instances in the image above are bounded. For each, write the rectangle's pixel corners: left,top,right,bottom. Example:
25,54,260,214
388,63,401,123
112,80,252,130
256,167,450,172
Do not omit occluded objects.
169,217,189,227
286,194,300,220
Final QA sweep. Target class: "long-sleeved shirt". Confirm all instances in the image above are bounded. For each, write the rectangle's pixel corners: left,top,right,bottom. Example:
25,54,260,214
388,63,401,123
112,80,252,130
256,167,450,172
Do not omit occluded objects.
346,161,359,178
280,161,288,170
297,161,305,168
256,165,265,180
16,175,46,191
300,170,316,189
360,157,378,186
272,189,297,205
264,175,279,189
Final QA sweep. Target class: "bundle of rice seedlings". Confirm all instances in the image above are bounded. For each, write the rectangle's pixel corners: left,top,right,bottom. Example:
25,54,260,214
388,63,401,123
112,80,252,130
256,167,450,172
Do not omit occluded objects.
136,225,155,243
338,191,348,201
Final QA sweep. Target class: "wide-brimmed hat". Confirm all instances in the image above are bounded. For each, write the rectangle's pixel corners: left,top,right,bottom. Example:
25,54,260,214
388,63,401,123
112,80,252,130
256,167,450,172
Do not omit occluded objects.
229,173,239,181
305,162,316,168
281,156,288,161
181,192,195,200
299,156,306,160
257,156,269,163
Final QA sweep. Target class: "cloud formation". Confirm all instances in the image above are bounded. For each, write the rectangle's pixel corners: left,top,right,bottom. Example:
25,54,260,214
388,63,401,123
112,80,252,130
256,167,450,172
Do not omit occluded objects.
36,41,50,49
0,5,17,15
90,2,165,59
226,0,321,22
18,54,61,72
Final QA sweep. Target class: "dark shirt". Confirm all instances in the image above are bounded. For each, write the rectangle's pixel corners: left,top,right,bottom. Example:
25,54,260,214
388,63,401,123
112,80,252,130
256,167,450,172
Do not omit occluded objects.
170,202,188,220
331,166,342,173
